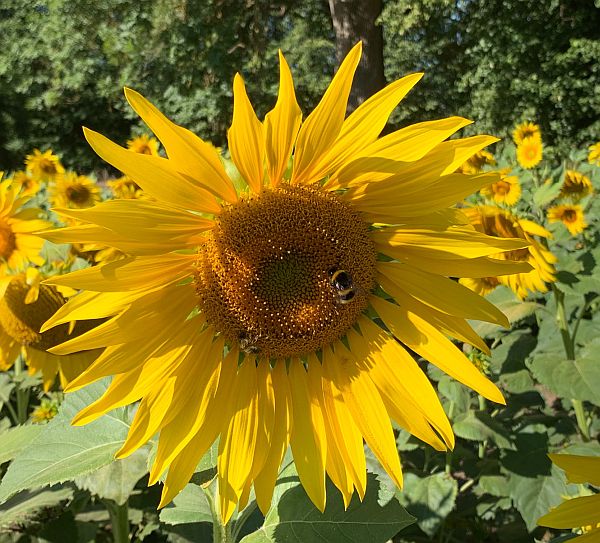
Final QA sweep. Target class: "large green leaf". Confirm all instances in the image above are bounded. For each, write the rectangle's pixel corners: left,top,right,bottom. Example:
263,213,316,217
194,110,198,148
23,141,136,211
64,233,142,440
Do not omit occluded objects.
0,379,132,503
527,354,600,406
0,424,43,464
159,483,213,526
240,468,414,543
532,181,562,207
453,411,515,450
396,472,458,537
75,446,149,505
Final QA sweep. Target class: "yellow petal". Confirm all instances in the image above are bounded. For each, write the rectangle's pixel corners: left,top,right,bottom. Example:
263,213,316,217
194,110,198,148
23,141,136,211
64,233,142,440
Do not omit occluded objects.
84,128,220,214
370,296,505,404
549,454,600,486
377,261,509,326
310,72,423,183
218,360,259,523
538,494,600,529
227,74,265,194
291,42,362,184
288,357,327,511
124,87,237,203
264,51,302,187
324,343,403,489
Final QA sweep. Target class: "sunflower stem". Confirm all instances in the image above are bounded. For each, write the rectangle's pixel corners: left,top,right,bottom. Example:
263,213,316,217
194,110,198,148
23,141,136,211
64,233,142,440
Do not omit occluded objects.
552,284,590,441
203,484,234,543
103,499,129,543
13,356,30,424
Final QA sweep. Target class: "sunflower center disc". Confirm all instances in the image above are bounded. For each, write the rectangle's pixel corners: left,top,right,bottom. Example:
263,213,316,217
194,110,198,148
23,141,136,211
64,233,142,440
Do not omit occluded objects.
65,184,91,205
194,186,377,359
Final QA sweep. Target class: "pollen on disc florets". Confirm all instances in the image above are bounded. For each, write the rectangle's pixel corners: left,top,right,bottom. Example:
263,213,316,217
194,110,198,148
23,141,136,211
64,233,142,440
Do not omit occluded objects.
0,275,98,350
194,185,377,359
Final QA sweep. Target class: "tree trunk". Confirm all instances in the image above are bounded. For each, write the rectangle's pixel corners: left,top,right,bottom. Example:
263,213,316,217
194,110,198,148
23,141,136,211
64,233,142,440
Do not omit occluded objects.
328,0,386,111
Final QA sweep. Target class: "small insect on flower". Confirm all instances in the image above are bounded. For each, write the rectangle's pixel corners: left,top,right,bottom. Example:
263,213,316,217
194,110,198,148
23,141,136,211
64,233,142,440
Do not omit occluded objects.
328,268,357,305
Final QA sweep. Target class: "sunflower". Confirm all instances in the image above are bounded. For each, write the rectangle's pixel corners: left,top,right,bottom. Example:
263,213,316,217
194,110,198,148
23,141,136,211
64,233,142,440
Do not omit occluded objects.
0,176,49,274
39,44,532,521
538,454,600,541
108,175,144,199
480,170,521,206
49,172,101,210
461,206,556,299
31,399,59,423
460,276,501,297
547,204,587,235
127,134,160,156
25,149,65,182
589,142,600,166
560,170,594,201
0,270,101,391
456,149,496,175
512,121,540,145
8,170,41,198
516,135,543,169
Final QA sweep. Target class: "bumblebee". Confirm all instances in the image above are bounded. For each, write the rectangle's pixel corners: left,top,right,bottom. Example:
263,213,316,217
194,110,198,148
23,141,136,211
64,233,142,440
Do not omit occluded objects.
328,268,356,304
239,330,261,354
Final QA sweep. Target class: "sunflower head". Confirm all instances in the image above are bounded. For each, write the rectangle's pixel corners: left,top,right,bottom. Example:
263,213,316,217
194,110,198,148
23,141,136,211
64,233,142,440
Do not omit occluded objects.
194,185,376,359
516,135,543,169
25,149,65,181
49,172,101,210
31,399,59,423
480,170,521,206
512,121,540,145
459,276,501,297
588,142,600,166
108,175,143,199
127,134,159,156
560,170,594,201
463,206,556,299
8,170,40,197
457,149,496,175
547,204,587,235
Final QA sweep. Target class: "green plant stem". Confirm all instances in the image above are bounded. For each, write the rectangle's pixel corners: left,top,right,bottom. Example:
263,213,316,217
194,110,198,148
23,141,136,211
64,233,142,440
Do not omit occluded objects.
104,500,130,543
204,486,234,543
232,502,257,541
552,284,590,441
13,356,29,424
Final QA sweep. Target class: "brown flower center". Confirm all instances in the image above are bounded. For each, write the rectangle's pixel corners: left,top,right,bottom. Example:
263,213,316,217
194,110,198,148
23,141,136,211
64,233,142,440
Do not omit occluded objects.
194,186,376,359
0,220,16,261
65,184,91,205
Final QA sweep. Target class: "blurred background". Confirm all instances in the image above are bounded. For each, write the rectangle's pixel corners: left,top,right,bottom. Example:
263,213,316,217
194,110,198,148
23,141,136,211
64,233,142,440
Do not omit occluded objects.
1,0,599,172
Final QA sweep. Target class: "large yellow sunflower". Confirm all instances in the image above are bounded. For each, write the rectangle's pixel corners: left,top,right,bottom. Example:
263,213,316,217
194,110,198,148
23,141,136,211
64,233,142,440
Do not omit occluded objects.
480,169,521,206
547,204,587,235
25,149,65,182
39,44,531,521
0,177,49,274
560,170,594,201
0,270,101,391
516,135,543,169
461,206,556,299
512,121,540,145
538,454,600,542
49,172,101,211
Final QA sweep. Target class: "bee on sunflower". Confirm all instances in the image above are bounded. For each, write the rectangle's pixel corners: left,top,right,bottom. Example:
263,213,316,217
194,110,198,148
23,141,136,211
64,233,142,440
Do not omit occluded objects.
39,44,532,521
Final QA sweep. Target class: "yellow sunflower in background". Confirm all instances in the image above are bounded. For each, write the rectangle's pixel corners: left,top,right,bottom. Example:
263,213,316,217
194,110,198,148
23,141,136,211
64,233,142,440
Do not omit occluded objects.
588,142,600,166
538,454,600,542
8,170,41,198
547,204,587,235
127,134,160,156
0,177,49,274
560,170,594,201
25,149,65,182
461,206,556,299
40,44,532,521
516,135,543,169
108,175,144,199
31,398,58,423
480,170,521,206
460,276,501,297
456,149,495,175
0,269,102,390
49,172,101,211
512,121,540,145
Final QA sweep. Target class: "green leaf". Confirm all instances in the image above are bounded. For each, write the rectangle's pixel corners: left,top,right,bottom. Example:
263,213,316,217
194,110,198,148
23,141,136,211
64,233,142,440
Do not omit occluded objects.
527,354,600,406
0,379,132,504
74,446,149,505
477,475,509,498
0,486,74,531
241,470,414,543
396,472,458,537
0,424,43,464
532,181,562,207
0,373,14,408
453,411,515,450
159,483,213,526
